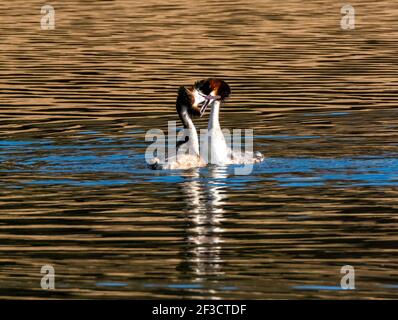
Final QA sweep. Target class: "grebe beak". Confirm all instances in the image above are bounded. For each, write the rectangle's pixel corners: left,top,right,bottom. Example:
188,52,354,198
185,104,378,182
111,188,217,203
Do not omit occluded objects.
199,99,211,117
198,94,221,117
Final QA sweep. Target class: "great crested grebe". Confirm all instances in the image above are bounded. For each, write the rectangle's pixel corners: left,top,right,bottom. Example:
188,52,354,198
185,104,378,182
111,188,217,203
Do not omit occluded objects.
149,83,208,169
149,78,263,170
195,78,264,166
194,78,231,165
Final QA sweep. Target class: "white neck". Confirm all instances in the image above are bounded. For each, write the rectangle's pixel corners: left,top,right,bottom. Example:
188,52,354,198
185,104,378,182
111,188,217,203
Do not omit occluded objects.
205,101,229,164
186,117,200,156
208,100,221,130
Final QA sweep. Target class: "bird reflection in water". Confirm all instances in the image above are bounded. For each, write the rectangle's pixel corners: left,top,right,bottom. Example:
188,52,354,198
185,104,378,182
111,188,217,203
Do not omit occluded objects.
176,166,228,293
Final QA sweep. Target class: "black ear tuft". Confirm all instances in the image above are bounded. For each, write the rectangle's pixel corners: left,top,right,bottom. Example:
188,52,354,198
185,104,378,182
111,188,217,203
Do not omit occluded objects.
218,81,231,101
176,86,191,107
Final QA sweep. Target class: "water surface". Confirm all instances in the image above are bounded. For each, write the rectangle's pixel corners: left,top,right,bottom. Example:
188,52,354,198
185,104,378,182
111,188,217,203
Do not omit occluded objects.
0,0,398,299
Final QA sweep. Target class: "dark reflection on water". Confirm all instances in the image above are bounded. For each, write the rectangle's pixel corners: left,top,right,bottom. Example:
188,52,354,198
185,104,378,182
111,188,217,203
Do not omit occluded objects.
0,0,398,299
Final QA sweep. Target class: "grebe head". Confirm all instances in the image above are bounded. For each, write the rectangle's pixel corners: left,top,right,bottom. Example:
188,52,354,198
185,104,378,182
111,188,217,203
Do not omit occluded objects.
193,78,231,116
176,86,201,118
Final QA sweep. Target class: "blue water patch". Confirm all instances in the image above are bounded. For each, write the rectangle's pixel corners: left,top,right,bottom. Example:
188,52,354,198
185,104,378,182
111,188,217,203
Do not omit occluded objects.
167,283,203,289
218,286,238,291
94,137,120,143
327,112,350,116
304,112,350,117
147,175,185,183
143,283,203,289
1,138,397,189
0,140,51,147
96,281,128,288
259,157,398,187
278,182,325,187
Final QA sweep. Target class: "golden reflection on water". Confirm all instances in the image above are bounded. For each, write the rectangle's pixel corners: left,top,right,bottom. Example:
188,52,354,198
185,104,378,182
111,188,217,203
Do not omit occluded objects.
0,0,397,299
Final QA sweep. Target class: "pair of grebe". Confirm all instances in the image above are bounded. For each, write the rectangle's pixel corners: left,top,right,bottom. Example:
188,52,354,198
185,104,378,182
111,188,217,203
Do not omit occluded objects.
150,78,263,170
